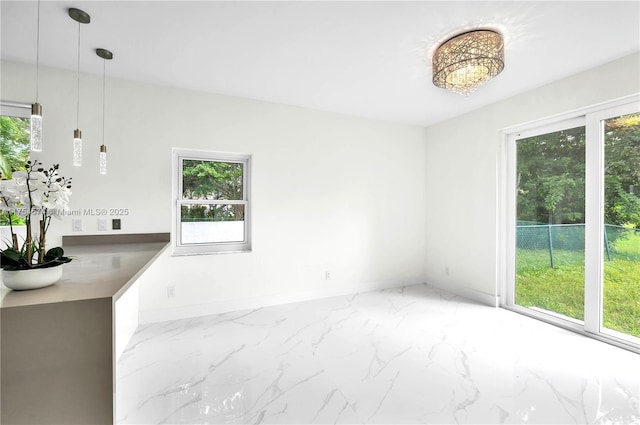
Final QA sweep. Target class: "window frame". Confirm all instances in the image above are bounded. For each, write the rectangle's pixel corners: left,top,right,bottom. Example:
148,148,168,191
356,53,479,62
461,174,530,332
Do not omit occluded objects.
0,101,31,232
0,101,31,119
172,148,252,255
499,94,640,353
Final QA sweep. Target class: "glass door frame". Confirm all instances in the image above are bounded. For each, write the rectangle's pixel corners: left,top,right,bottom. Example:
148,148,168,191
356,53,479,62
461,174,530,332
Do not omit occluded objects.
586,102,640,346
500,94,640,354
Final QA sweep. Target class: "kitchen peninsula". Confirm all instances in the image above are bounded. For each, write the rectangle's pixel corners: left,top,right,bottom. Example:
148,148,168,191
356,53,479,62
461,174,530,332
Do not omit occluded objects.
0,234,169,424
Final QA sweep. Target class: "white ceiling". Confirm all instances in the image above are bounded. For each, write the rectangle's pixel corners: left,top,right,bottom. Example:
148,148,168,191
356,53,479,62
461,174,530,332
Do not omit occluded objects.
2,1,639,127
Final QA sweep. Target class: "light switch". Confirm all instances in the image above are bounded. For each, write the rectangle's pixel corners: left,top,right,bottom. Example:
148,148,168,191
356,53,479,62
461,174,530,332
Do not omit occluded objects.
98,218,107,231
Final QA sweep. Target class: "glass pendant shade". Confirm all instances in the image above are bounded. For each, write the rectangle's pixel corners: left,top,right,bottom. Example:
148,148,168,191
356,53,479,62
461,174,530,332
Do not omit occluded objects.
30,103,43,152
31,0,43,152
99,145,107,175
73,129,82,166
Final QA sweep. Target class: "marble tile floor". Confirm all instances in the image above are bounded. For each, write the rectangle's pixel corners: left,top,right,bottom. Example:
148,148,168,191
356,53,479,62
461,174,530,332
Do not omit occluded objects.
116,284,639,424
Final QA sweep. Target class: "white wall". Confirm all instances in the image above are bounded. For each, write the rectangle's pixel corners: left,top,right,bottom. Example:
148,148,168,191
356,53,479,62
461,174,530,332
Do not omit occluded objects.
424,53,640,301
1,60,427,322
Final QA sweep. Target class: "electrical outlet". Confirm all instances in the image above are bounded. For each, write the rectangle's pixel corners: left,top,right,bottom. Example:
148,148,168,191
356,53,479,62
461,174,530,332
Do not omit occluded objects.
167,286,175,297
325,271,331,280
97,218,107,231
112,219,121,230
72,219,82,231
445,267,450,276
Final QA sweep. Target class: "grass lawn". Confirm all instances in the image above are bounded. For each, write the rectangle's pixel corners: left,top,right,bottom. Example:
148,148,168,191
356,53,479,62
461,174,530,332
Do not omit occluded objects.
516,232,640,338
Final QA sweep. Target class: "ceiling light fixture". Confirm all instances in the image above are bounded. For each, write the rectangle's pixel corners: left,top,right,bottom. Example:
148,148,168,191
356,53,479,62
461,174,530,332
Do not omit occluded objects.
96,48,113,176
432,29,504,96
30,0,42,152
69,7,90,167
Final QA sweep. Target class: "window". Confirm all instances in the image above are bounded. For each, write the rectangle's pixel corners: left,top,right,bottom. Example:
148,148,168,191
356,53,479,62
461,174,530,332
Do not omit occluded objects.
513,120,586,323
172,149,251,255
0,102,30,176
1,102,30,229
502,95,640,353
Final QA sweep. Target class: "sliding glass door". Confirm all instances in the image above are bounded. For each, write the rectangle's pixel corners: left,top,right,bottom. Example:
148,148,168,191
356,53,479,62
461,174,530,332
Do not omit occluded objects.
600,111,640,340
505,98,640,352
514,123,586,323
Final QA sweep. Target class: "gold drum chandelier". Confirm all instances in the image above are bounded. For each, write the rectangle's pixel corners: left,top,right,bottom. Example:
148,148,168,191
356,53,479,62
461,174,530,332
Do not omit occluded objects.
432,30,504,96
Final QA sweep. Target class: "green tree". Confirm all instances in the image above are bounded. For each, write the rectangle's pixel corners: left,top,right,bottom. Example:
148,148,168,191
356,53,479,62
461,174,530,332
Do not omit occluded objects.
604,113,640,228
0,116,30,226
0,116,30,177
182,160,243,200
517,126,586,224
517,113,640,229
181,160,244,221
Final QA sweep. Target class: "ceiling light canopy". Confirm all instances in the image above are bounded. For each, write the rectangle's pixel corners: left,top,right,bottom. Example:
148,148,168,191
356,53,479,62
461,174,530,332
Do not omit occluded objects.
432,29,504,96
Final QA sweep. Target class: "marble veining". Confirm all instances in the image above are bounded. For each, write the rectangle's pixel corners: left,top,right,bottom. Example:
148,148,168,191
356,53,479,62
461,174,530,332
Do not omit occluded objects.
116,284,639,424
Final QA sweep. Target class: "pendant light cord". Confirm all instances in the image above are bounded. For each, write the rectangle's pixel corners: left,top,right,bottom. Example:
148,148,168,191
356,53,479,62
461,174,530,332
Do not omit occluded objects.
102,59,106,145
76,21,81,127
35,0,40,102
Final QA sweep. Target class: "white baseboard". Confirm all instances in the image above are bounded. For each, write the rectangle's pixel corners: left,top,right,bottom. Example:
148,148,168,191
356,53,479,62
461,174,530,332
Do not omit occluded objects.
139,278,423,324
426,280,499,308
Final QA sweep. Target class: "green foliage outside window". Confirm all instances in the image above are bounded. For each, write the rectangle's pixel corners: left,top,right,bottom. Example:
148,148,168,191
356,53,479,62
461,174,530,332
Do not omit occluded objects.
0,115,30,226
604,113,640,228
180,160,244,222
517,126,586,225
517,113,640,229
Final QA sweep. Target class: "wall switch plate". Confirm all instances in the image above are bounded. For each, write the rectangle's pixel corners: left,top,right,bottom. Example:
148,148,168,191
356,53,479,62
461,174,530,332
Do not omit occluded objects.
97,218,107,231
72,219,82,231
112,219,121,230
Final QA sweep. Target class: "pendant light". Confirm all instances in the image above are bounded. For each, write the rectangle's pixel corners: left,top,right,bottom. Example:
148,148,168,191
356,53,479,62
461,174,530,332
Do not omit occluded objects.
96,48,113,175
68,8,90,166
30,0,42,152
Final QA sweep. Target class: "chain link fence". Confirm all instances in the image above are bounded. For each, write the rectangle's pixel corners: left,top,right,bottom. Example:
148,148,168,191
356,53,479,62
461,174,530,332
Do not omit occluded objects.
517,222,637,268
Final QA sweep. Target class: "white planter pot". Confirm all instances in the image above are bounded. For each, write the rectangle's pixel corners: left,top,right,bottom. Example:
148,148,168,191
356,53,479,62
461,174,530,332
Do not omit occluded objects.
1,265,64,290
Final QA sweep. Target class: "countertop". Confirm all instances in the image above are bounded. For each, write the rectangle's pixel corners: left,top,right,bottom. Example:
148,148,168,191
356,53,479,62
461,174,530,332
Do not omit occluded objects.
0,242,168,308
